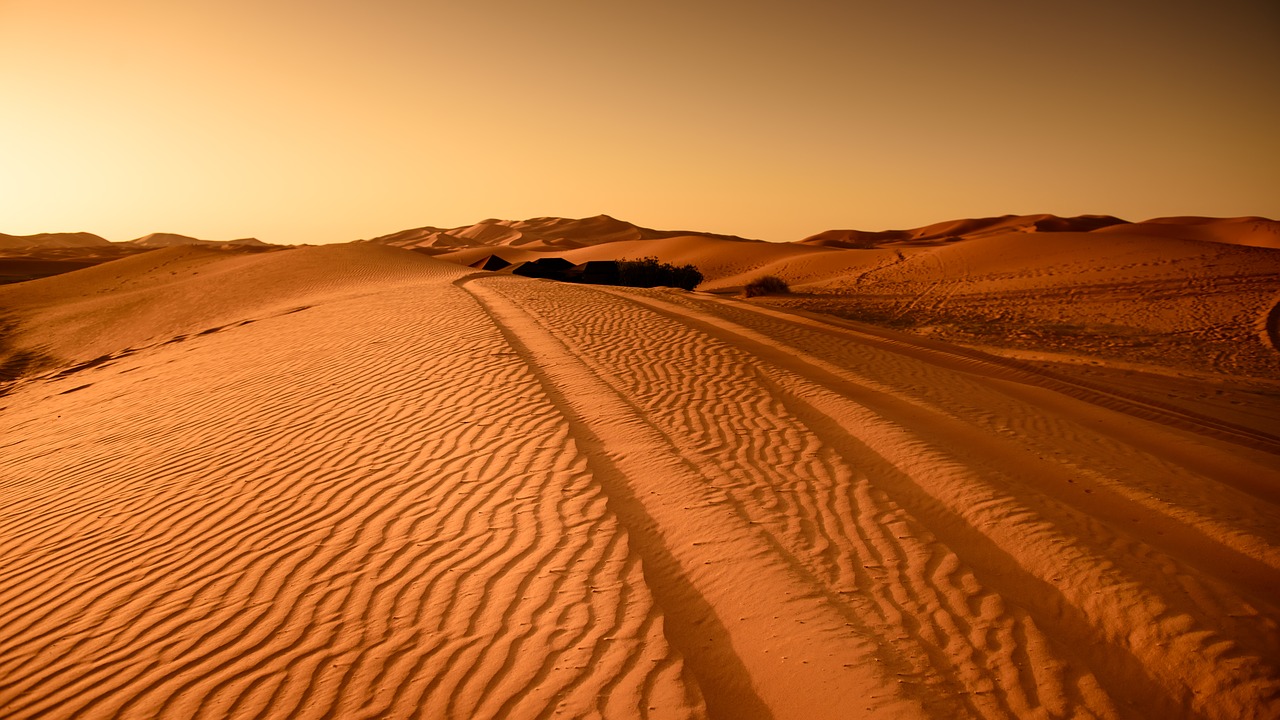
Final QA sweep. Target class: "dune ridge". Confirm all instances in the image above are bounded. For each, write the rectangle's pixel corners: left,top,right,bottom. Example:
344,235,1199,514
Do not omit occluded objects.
362,214,753,253
0,248,704,718
0,232,112,250
126,233,269,248
0,234,278,285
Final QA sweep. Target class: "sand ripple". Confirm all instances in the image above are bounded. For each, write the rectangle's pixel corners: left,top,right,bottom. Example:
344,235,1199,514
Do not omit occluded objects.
463,275,1280,719
1,254,1277,719
0,265,703,719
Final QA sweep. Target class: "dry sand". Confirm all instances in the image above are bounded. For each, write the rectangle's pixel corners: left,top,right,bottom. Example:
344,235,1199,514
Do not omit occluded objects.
1,221,1278,719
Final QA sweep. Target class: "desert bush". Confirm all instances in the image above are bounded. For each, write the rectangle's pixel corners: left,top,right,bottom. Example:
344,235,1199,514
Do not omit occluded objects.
743,275,789,297
617,257,703,291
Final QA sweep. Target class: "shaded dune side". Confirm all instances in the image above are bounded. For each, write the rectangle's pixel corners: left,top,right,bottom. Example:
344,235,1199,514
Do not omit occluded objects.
0,261,704,718
0,244,455,369
465,276,1280,720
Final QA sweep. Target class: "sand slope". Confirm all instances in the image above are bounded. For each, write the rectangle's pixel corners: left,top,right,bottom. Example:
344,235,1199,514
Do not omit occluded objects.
0,247,703,719
2,244,1278,718
0,232,111,250
767,230,1280,380
420,218,1280,381
363,215,752,253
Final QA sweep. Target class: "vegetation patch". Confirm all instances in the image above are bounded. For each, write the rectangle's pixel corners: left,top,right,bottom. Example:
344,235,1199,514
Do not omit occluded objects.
743,275,790,297
617,257,703,291
513,256,703,291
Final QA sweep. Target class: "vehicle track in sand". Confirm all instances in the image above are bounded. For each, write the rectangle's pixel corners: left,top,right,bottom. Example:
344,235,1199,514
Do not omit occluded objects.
462,274,1280,720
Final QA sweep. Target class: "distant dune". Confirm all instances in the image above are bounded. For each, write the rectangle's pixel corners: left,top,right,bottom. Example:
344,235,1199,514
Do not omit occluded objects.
0,233,279,284
0,232,271,250
361,213,755,252
410,214,1280,380
0,231,112,250
1,216,1278,718
1093,216,1280,249
796,214,1130,248
127,232,270,248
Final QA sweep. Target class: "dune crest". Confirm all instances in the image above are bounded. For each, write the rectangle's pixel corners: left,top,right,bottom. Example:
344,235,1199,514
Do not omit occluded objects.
362,214,756,253
126,233,269,248
797,214,1129,249
0,232,111,250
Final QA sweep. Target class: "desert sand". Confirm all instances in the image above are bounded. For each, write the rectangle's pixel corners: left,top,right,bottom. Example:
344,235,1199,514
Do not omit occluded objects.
1,216,1278,719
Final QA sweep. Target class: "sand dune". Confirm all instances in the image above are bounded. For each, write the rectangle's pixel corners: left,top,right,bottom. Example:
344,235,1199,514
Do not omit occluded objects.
416,216,1280,381
0,247,703,719
1093,217,1280,249
126,233,269,248
797,214,1129,249
2,228,1279,718
767,230,1280,381
0,233,275,285
363,214,753,253
0,232,112,250
465,277,1280,718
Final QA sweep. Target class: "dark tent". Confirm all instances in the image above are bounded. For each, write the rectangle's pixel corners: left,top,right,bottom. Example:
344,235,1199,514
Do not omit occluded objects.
580,260,621,285
469,254,512,271
511,257,577,280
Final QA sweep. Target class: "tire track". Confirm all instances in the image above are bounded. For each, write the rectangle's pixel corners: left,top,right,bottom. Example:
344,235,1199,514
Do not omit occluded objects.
651,291,1280,576
466,276,1280,719
637,286,1280,718
461,276,930,720
465,276,1104,718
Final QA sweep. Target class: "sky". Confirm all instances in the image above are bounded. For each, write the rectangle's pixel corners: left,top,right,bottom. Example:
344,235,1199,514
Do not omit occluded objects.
1,0,1277,245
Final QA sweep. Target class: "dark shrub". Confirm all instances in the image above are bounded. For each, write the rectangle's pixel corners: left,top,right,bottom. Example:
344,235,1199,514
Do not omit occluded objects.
743,275,789,297
617,257,703,291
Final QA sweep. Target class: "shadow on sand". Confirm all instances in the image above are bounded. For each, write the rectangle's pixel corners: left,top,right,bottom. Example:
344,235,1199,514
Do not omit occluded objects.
0,315,54,396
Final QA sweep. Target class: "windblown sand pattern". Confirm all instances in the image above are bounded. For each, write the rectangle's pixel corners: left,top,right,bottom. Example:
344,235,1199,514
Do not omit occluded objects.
0,250,703,719
1,244,1278,719
466,277,1280,718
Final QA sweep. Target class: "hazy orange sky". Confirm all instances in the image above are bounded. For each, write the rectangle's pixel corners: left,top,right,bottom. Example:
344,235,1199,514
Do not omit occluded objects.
2,1,1277,244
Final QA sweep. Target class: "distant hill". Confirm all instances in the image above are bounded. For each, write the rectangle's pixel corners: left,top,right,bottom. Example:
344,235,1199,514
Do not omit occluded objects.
127,233,271,248
362,214,755,252
0,232,278,285
366,213,1280,255
0,232,112,250
6,214,1276,288
1092,216,1280,249
798,214,1280,249
798,214,1129,249
0,231,272,250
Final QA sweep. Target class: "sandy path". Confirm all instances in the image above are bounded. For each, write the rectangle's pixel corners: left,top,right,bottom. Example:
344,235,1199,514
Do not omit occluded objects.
0,261,703,719
463,279,928,719
463,276,1280,719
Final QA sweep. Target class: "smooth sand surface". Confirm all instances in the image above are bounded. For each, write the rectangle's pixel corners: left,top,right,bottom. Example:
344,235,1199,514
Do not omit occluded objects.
2,229,1278,718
